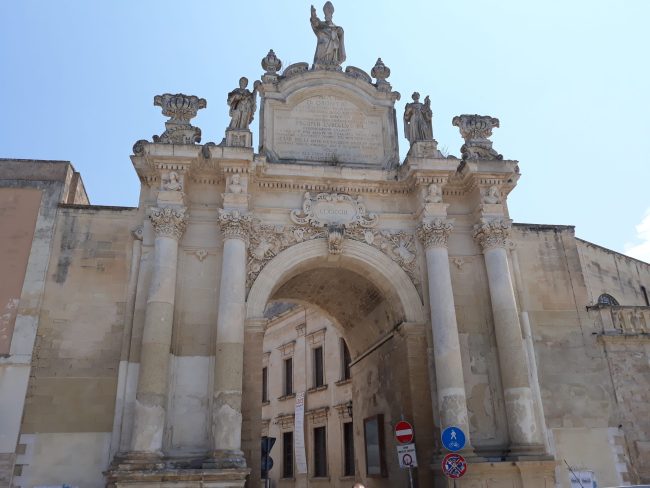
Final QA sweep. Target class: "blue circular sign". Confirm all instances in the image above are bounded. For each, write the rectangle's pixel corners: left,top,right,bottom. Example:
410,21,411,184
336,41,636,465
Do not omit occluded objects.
441,426,466,452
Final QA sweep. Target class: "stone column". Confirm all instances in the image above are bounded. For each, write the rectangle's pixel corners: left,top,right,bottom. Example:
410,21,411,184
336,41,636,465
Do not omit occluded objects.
130,206,187,456
417,218,472,446
207,209,252,469
473,218,543,453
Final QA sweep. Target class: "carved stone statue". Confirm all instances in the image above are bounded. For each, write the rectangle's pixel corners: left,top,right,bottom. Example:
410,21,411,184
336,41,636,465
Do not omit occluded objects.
228,174,243,194
227,77,260,130
163,171,183,192
424,183,443,203
310,2,346,70
482,186,502,204
404,92,433,145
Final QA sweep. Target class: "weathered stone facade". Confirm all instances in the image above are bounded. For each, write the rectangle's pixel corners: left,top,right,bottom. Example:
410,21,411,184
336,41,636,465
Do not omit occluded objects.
1,4,649,488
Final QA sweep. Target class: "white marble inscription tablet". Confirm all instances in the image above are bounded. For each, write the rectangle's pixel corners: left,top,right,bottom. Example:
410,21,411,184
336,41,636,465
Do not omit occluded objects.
272,95,385,164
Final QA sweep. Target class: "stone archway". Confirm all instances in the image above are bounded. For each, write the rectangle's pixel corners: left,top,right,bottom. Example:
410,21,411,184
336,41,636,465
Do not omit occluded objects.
241,237,434,487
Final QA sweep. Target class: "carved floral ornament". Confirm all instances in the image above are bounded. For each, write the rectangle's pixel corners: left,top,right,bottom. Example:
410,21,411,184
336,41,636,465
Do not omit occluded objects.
246,192,420,290
417,219,454,249
152,93,207,145
472,218,512,251
218,209,252,242
149,206,188,240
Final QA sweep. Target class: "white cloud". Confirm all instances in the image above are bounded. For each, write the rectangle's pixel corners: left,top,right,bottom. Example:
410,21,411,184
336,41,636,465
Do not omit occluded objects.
624,208,650,263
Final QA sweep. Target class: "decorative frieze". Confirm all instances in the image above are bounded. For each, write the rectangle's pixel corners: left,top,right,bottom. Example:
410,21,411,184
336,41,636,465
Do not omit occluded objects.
473,218,512,251
149,206,188,240
218,209,252,242
417,219,454,249
290,192,377,229
246,221,420,290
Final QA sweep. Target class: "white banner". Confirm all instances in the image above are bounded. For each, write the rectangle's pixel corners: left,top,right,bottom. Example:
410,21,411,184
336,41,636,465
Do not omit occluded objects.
294,391,307,474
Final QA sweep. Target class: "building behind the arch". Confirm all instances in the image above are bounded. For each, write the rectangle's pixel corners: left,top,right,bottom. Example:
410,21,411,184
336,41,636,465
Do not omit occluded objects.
1,4,650,488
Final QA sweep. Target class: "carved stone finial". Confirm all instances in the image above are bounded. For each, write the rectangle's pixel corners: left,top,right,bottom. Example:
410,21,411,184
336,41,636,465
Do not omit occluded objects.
133,139,148,155
218,209,252,242
472,218,512,251
152,94,206,145
261,49,282,82
404,92,434,146
149,206,188,240
417,219,454,249
310,2,346,71
452,114,503,161
371,58,391,92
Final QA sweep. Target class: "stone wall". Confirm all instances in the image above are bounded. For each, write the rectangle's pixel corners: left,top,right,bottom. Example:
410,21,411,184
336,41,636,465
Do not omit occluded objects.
14,205,136,487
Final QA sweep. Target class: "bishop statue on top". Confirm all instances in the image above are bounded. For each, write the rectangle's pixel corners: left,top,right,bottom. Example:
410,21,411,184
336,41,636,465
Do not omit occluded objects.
310,2,346,70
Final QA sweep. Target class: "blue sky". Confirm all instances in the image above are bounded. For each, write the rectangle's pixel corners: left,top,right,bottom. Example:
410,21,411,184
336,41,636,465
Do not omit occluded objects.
1,0,649,260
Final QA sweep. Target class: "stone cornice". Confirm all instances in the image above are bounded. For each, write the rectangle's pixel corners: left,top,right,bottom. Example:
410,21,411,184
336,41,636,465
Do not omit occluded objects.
473,218,512,251
149,206,188,240
417,218,454,249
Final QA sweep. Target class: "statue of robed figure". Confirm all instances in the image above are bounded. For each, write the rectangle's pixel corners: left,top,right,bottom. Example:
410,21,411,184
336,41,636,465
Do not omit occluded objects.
310,2,346,70
227,77,260,130
403,92,433,145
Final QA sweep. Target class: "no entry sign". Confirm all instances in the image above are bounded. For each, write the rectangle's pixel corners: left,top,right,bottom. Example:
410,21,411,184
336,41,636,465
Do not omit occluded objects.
394,420,414,444
442,453,467,479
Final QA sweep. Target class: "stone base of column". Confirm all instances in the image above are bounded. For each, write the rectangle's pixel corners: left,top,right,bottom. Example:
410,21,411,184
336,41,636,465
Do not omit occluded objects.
106,453,250,488
431,459,556,488
202,449,248,470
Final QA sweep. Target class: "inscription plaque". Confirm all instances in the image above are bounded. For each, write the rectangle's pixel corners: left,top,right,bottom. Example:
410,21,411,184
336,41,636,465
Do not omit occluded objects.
272,95,385,165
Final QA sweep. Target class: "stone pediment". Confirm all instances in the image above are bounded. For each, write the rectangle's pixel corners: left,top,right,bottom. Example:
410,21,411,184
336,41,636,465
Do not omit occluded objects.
259,69,400,169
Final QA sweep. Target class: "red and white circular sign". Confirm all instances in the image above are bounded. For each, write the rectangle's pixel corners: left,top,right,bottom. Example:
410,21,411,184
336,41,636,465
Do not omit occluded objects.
394,420,414,444
442,453,467,479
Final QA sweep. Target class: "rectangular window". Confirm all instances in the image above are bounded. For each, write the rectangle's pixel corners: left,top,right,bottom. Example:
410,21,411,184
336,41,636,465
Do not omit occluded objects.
262,367,268,403
363,414,386,477
284,357,293,396
343,421,355,477
313,426,327,477
313,346,324,387
341,339,351,380
283,431,294,478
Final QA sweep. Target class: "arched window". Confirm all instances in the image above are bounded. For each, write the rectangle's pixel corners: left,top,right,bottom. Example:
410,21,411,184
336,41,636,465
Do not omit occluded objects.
597,293,619,306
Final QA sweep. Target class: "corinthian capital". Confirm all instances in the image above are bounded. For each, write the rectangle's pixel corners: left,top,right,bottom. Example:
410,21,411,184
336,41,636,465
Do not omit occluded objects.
218,209,252,242
149,206,188,240
473,218,512,251
417,218,454,249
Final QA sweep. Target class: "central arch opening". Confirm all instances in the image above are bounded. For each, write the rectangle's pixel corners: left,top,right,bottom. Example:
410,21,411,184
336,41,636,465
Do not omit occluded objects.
245,239,433,488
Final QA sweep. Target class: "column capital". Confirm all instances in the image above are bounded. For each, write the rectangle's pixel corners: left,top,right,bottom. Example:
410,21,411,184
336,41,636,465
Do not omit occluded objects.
473,218,512,251
417,218,454,249
149,206,188,240
218,208,252,242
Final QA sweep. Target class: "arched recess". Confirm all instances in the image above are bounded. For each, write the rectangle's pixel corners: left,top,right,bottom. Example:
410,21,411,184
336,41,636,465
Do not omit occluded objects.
246,238,426,324
242,237,431,488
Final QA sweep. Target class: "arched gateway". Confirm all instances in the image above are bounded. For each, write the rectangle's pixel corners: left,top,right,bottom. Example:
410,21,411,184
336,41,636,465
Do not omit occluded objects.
106,3,555,487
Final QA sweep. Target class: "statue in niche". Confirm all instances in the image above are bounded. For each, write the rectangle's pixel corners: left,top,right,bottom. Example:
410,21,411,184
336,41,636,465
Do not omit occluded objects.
403,92,433,145
425,183,443,203
228,173,243,194
227,77,260,130
310,2,346,70
482,186,501,204
163,171,183,191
